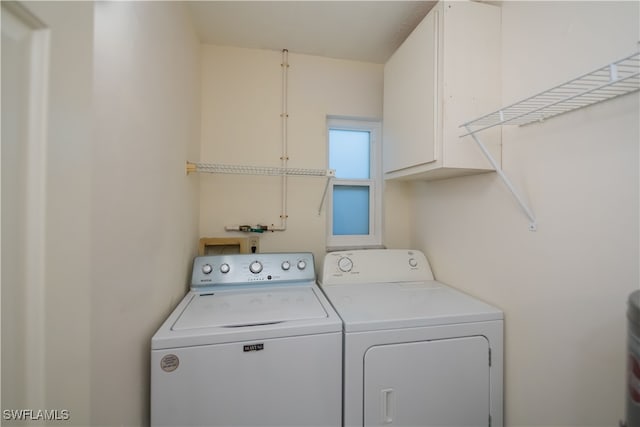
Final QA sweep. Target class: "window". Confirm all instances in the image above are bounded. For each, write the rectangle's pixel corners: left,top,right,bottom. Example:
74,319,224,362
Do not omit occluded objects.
326,117,382,249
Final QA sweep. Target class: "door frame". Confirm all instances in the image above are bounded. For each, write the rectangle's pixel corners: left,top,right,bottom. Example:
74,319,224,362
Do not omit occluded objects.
1,0,50,409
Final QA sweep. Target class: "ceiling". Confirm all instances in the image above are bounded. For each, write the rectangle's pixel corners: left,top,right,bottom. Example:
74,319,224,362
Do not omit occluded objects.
185,1,437,64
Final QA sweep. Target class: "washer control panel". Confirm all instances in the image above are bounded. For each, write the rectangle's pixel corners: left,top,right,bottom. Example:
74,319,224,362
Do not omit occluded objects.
319,249,434,286
192,252,315,289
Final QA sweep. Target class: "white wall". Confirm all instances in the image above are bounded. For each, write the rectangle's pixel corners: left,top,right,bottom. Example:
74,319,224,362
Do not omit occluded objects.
2,3,200,424
411,2,639,426
39,2,94,422
198,46,411,263
91,2,200,425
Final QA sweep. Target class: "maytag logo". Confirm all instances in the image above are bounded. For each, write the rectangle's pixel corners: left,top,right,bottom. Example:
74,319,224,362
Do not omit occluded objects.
243,343,264,352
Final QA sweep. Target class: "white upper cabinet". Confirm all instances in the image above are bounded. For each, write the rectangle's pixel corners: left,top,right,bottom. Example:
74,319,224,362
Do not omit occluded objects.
383,1,502,180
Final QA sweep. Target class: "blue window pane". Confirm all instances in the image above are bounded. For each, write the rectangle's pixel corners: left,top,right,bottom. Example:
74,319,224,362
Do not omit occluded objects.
333,186,369,235
329,130,370,179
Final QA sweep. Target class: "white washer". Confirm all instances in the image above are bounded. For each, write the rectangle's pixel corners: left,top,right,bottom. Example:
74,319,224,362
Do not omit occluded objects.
152,253,342,427
319,249,503,427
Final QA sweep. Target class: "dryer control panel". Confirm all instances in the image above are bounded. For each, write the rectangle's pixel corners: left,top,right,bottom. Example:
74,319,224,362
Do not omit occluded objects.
191,252,315,289
319,249,434,285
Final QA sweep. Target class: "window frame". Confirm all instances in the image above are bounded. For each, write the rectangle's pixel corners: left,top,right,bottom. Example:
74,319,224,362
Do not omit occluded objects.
326,117,383,250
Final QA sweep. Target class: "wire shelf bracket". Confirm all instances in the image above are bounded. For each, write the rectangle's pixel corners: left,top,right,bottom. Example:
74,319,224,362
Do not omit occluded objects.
459,51,640,231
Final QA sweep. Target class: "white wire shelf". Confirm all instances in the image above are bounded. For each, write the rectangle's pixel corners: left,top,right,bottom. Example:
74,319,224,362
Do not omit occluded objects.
187,161,335,177
458,50,639,231
460,51,640,136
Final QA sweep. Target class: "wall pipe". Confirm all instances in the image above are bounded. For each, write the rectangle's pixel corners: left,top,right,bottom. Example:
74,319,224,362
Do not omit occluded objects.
270,48,290,231
224,49,290,233
207,49,333,233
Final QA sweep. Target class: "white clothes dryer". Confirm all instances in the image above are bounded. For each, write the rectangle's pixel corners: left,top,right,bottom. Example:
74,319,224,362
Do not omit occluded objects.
319,249,503,427
151,253,342,427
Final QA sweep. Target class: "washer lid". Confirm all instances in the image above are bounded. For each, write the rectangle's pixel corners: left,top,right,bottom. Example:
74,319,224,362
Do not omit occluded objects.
321,281,503,332
172,287,329,330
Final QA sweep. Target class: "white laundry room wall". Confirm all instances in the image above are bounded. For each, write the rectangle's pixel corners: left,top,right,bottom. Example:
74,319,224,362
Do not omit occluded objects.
3,2,200,425
91,2,200,426
198,46,412,262
410,2,639,426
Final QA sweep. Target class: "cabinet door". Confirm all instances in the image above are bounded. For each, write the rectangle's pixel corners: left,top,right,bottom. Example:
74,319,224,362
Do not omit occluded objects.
363,336,490,427
383,6,438,173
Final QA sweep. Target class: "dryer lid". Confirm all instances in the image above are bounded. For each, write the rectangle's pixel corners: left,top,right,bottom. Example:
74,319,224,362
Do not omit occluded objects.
172,287,329,330
322,281,503,332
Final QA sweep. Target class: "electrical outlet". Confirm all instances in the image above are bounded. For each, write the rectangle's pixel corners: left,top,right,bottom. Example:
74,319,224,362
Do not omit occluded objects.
248,236,259,254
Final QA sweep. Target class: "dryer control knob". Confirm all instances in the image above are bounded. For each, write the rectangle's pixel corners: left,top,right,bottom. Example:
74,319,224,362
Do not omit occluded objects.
408,258,418,268
297,260,307,270
249,261,263,274
220,263,230,274
281,261,291,271
338,257,353,273
202,264,213,275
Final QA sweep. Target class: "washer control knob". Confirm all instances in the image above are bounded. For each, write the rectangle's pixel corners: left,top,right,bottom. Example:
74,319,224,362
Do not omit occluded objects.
297,260,307,270
220,263,230,274
338,257,353,273
281,261,291,271
202,264,213,275
249,261,263,274
408,258,418,268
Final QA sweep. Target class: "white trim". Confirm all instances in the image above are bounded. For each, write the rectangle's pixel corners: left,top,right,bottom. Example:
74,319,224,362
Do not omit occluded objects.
326,118,382,249
2,1,50,409
25,23,49,412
